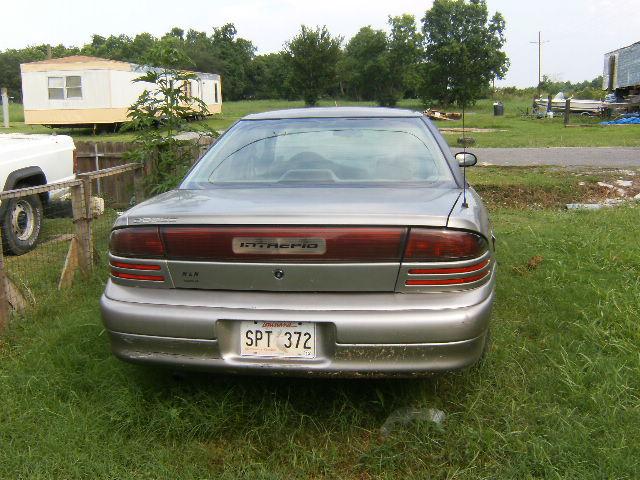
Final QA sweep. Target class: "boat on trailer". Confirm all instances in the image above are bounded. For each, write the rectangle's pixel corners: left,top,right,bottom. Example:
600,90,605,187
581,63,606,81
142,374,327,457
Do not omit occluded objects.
535,92,603,115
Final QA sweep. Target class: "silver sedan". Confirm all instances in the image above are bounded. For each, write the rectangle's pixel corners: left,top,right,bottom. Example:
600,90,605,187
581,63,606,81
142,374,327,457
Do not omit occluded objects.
100,107,496,377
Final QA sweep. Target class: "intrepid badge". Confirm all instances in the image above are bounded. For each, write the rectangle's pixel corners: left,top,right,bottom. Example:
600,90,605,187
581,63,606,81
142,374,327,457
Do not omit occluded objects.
232,237,326,255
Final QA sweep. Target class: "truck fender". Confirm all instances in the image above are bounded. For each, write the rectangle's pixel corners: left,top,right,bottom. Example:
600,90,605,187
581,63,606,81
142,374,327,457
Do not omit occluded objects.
2,166,47,192
0,166,48,217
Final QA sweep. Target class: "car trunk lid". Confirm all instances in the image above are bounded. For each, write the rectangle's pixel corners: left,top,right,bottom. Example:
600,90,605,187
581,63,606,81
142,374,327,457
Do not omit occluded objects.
123,186,461,227
112,186,462,292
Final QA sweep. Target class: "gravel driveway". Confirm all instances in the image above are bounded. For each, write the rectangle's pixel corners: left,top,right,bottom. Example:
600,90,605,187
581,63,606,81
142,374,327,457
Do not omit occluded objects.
452,147,640,167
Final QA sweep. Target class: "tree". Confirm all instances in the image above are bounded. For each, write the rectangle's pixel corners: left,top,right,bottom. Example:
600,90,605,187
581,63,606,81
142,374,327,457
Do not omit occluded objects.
420,0,509,106
284,26,342,106
124,45,212,194
387,14,423,100
247,53,294,99
339,16,422,106
209,24,256,100
340,26,388,101
537,75,605,99
374,15,423,106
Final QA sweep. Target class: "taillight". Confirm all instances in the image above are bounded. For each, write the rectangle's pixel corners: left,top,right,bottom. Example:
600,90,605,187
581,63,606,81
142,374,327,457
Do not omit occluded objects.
109,227,164,258
160,227,406,262
404,229,487,262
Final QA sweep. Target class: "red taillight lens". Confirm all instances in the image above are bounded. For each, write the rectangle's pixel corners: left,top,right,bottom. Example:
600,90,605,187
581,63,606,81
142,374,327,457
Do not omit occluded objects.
109,227,165,258
111,270,165,282
408,259,490,275
405,270,489,286
160,227,406,262
110,261,161,271
404,229,487,262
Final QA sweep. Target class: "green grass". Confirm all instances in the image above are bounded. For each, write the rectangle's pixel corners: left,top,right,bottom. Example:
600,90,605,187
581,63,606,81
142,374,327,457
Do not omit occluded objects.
1,168,639,479
5,102,25,122
431,97,640,148
4,98,640,147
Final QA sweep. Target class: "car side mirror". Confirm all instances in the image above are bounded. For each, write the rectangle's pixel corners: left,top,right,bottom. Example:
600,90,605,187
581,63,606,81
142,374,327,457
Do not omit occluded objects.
455,152,478,167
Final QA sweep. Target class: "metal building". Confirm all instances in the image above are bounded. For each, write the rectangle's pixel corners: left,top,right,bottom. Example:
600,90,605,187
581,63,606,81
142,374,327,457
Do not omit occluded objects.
603,41,640,93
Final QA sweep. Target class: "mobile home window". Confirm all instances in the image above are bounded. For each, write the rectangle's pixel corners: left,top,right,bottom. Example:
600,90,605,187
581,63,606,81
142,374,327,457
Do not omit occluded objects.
65,76,82,98
48,77,64,99
48,75,82,99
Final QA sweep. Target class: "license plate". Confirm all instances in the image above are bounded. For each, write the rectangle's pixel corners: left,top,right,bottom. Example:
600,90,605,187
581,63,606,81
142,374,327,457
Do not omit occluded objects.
240,321,316,358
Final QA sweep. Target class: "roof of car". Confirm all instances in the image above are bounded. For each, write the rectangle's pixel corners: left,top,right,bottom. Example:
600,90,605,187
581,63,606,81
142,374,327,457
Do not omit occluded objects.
243,107,423,120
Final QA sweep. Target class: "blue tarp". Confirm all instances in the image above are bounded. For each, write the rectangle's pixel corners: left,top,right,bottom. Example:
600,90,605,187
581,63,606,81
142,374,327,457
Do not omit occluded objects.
601,113,640,125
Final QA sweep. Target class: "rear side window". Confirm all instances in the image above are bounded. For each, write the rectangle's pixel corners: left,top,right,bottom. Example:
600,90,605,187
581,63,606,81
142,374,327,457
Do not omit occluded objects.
183,117,453,186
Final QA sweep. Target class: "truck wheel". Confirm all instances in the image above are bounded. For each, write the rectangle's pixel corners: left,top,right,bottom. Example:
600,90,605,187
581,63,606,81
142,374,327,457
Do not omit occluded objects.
2,195,43,255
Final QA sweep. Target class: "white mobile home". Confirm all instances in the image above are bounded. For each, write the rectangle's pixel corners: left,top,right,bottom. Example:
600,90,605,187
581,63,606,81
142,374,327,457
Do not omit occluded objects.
20,55,222,126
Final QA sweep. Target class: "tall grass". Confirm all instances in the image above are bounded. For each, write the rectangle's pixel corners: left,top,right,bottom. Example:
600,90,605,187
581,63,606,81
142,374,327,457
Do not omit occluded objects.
1,167,639,478
5,102,24,123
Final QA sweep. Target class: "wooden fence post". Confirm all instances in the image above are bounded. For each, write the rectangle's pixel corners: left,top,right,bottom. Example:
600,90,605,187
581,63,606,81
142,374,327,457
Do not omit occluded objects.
133,165,145,204
0,231,10,331
564,98,571,126
70,181,92,273
1,87,9,129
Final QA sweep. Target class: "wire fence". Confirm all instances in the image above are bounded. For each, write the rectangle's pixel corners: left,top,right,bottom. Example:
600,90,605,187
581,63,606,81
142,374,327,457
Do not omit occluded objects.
0,164,143,330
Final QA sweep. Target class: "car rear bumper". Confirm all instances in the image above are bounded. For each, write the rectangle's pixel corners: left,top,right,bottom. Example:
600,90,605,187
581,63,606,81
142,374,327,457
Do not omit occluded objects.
106,330,488,377
100,269,495,377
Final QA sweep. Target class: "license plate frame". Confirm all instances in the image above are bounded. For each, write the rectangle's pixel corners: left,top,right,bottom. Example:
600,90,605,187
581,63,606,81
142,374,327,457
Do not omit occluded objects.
239,321,316,359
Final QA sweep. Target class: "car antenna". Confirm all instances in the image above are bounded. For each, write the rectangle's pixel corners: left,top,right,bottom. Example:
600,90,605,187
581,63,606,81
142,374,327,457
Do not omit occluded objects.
461,102,469,208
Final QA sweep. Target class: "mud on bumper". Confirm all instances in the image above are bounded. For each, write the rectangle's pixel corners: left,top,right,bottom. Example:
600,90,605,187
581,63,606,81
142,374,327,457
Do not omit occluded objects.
101,272,495,377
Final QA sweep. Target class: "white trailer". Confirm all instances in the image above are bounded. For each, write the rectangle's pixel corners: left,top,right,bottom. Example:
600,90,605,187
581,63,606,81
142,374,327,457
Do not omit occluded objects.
20,56,222,126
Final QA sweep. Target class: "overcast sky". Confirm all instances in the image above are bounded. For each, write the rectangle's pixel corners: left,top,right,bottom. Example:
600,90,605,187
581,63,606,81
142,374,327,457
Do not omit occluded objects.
3,0,639,87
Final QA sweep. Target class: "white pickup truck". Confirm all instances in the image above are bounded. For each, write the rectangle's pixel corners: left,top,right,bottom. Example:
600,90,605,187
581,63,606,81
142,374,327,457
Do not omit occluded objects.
0,134,75,255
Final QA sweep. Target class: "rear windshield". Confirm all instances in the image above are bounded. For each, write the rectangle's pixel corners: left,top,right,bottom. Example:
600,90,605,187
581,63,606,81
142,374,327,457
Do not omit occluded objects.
182,117,454,187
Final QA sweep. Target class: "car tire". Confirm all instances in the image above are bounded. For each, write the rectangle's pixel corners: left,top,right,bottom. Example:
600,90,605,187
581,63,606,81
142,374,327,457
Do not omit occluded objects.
2,194,43,255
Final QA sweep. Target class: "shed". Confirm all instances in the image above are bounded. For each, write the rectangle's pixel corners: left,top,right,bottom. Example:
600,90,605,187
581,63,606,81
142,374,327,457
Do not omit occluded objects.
20,56,222,126
603,41,640,93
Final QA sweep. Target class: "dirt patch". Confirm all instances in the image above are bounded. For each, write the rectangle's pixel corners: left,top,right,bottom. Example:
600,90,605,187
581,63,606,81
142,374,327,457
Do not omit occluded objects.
475,168,640,209
512,255,544,275
475,182,638,209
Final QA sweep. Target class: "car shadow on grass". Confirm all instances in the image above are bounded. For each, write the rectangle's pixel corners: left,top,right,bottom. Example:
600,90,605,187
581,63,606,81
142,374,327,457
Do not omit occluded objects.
120,360,487,436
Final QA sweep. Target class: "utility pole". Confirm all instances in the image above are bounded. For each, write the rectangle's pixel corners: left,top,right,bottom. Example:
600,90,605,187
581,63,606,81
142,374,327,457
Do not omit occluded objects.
530,31,549,92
